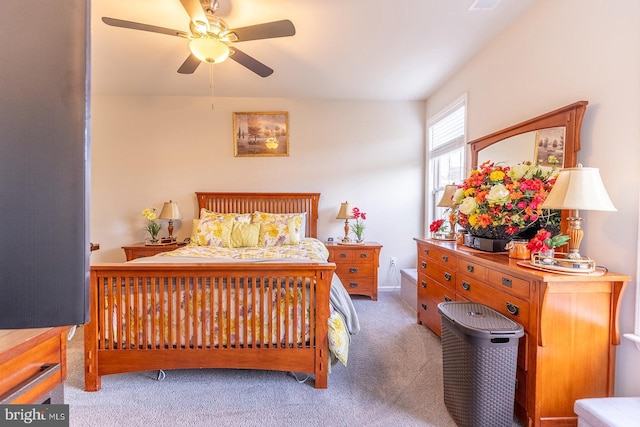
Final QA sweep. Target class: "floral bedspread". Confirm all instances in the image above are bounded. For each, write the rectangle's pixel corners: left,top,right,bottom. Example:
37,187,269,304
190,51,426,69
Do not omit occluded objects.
155,238,330,262
127,238,357,367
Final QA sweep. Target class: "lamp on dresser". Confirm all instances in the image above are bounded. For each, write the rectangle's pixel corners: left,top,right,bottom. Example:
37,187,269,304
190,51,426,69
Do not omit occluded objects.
159,200,182,242
541,165,616,260
437,184,458,239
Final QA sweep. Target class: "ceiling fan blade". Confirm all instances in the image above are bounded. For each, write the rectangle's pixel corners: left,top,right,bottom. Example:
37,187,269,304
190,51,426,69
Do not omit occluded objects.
229,48,274,77
228,20,295,42
102,17,189,38
179,0,208,27
177,54,201,74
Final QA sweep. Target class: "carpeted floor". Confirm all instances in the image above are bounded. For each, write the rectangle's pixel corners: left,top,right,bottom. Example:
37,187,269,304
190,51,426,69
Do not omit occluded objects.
64,292,459,426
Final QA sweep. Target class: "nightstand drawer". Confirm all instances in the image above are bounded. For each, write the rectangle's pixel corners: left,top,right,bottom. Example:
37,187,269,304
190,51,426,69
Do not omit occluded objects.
335,263,375,277
341,278,375,294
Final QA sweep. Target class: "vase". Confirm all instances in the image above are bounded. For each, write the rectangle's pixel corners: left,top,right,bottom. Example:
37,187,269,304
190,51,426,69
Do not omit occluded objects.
538,248,555,264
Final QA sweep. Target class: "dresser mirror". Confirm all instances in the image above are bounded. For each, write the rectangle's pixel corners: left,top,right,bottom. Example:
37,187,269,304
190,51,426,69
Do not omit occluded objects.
469,101,588,169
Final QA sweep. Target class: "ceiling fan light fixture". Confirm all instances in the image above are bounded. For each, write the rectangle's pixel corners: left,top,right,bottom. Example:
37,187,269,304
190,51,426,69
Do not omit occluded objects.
189,37,230,63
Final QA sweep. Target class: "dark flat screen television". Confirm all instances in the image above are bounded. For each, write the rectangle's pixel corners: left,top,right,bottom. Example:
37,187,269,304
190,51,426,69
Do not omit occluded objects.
0,0,89,329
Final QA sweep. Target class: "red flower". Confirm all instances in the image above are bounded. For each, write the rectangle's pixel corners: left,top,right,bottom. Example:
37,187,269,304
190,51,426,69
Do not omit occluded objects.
430,219,444,233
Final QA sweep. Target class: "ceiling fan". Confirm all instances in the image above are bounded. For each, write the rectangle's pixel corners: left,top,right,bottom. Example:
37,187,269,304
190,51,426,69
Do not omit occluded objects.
102,0,295,77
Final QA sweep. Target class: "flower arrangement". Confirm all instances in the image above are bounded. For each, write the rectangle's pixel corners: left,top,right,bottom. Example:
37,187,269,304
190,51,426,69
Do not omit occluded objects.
429,218,446,233
142,207,161,242
454,161,561,239
350,207,366,242
526,228,570,254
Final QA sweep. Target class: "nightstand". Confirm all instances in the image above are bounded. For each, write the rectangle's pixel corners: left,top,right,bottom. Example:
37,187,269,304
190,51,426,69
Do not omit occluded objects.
326,241,382,300
122,241,187,261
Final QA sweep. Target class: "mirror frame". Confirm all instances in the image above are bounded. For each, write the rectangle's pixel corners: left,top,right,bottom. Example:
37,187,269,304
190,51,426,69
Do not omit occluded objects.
469,101,588,169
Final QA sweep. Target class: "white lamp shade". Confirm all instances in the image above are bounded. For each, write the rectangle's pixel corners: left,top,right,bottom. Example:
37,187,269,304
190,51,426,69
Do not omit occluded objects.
541,166,616,211
159,201,182,220
336,202,354,220
189,37,230,63
437,184,458,207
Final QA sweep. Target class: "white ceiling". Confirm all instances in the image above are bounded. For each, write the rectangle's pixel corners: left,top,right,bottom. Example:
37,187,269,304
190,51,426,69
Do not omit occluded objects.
91,0,535,100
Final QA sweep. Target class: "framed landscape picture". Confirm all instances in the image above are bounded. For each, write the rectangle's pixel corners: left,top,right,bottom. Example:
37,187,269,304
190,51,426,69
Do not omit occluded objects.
233,111,289,157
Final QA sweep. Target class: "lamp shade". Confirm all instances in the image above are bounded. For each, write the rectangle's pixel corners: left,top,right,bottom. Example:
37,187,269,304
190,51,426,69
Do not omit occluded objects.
159,201,182,220
541,166,616,211
336,202,354,220
437,184,458,207
189,37,230,63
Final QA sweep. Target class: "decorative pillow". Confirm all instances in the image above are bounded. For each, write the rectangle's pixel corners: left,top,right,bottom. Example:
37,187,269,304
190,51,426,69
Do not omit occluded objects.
199,209,251,224
190,217,233,247
229,222,260,248
252,212,303,247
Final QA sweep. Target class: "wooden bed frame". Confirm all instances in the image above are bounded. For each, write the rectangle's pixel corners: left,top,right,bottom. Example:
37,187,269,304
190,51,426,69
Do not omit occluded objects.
84,192,335,391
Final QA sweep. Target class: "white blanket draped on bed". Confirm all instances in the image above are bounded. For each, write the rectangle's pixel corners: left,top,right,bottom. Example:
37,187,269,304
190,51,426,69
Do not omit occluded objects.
129,238,360,366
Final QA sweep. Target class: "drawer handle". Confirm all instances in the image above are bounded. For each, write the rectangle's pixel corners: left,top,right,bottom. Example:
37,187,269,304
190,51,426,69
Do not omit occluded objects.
444,296,452,302
421,280,427,289
501,277,512,287
360,253,368,258
349,282,358,288
444,272,452,281
466,265,474,273
349,267,358,273
506,302,520,316
339,253,347,258
421,261,427,269
461,281,471,291
442,255,448,262
421,303,427,310
423,249,429,255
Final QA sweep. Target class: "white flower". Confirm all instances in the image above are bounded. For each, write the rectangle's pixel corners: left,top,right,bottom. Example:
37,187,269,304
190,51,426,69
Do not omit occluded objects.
453,188,465,204
458,197,477,215
508,163,530,181
487,183,510,205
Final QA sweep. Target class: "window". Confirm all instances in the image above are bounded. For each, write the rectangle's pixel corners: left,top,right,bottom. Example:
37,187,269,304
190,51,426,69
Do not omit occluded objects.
426,95,467,232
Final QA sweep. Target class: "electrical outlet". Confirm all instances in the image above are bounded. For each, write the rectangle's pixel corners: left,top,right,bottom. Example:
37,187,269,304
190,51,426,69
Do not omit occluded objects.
390,257,397,267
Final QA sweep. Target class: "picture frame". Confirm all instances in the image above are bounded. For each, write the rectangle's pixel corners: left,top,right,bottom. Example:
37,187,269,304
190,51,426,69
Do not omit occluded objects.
233,111,289,157
534,127,566,168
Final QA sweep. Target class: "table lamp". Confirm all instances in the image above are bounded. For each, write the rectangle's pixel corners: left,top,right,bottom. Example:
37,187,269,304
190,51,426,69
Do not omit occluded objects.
437,184,458,237
159,200,182,242
541,165,616,259
336,202,354,243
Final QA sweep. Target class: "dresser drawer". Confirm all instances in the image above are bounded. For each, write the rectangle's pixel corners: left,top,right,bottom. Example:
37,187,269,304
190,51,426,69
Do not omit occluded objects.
515,367,527,409
456,275,530,331
457,258,487,281
419,244,458,269
419,258,456,290
487,269,531,299
419,277,456,335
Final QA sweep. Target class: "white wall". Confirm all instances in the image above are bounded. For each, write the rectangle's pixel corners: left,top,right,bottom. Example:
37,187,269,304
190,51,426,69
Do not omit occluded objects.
90,95,425,289
426,0,640,395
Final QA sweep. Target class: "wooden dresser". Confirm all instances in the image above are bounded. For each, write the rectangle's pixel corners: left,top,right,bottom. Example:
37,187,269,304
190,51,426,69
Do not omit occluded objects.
414,237,629,427
326,241,382,300
0,327,68,404
122,241,187,261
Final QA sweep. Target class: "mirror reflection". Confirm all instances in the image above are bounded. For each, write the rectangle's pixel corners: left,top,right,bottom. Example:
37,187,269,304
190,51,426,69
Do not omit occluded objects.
477,126,566,167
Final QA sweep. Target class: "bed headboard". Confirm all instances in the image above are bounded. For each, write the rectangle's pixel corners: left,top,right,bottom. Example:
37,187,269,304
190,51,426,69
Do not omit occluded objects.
195,192,321,238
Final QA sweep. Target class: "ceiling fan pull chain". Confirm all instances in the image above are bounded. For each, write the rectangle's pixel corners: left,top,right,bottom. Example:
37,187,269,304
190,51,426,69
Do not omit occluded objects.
210,63,215,110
